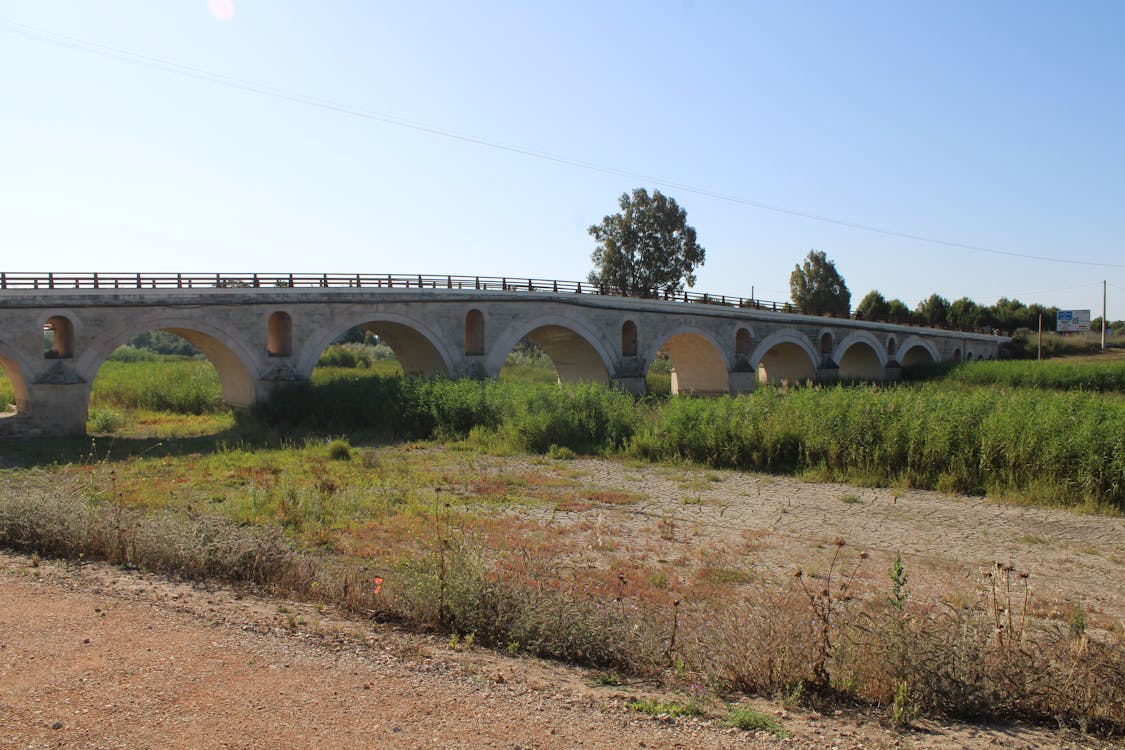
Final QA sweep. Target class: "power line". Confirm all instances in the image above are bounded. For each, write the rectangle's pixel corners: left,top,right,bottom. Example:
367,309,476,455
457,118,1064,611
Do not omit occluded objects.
4,18,1125,270
968,281,1108,303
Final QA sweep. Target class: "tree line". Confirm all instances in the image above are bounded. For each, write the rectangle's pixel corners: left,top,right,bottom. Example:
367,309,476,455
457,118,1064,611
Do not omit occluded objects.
587,189,1119,334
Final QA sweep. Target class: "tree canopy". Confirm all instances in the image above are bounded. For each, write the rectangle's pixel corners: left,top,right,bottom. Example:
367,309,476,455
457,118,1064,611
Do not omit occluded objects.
856,290,890,321
789,250,851,316
587,188,705,297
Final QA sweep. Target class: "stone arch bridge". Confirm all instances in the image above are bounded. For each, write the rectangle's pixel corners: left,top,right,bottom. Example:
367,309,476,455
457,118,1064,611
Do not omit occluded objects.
0,273,1005,436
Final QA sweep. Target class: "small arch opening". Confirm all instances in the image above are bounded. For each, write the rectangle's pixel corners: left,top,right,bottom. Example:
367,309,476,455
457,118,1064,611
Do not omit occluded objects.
953,348,962,363
886,337,896,357
268,312,293,357
820,332,833,355
465,309,485,356
966,352,974,361
621,320,638,357
45,316,75,359
735,328,752,358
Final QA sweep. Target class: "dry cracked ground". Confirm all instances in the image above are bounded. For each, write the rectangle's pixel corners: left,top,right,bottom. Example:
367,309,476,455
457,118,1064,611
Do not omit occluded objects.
2,453,1123,750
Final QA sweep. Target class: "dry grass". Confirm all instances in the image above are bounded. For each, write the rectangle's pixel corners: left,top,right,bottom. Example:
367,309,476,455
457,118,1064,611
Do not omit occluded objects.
2,455,1122,736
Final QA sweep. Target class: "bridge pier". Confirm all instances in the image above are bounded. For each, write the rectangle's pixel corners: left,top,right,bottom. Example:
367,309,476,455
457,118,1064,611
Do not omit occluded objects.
728,370,756,395
611,375,647,395
26,383,90,437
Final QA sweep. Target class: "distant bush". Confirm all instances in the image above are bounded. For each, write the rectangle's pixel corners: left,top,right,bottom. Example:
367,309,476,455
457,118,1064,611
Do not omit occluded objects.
107,346,164,363
126,331,200,357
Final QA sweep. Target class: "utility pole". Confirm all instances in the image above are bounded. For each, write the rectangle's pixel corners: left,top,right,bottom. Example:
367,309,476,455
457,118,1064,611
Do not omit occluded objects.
1103,280,1108,351
1038,313,1043,360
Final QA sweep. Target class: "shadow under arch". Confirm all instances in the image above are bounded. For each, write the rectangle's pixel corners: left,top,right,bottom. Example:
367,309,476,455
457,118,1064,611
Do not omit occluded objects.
751,330,819,384
79,317,259,409
0,336,31,415
645,326,729,395
298,312,454,379
899,336,940,367
487,315,612,385
835,331,888,381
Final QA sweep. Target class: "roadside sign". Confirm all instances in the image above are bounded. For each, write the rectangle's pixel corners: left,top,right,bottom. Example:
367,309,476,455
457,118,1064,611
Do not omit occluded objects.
1056,309,1091,332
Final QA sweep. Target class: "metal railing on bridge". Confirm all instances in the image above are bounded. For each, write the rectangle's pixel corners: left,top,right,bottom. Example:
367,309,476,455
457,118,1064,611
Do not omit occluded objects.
0,271,798,312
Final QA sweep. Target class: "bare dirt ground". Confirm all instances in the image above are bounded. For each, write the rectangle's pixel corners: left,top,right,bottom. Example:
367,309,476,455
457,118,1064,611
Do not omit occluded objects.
2,454,1123,750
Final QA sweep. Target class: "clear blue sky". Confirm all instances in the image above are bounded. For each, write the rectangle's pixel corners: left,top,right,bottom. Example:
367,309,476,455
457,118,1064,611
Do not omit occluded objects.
2,1,1123,319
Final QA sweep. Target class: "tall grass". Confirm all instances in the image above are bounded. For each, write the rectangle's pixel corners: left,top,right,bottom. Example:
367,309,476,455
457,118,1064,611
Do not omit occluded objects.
0,368,14,410
260,377,1124,511
91,357,225,414
631,384,1124,511
908,358,1125,393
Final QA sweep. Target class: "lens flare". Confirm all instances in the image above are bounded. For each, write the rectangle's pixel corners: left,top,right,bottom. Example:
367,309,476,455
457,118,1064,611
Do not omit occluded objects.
208,0,235,21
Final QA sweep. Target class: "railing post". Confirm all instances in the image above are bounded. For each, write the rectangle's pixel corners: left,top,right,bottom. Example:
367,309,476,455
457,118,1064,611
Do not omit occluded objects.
501,277,507,291
48,272,54,289
447,275,452,288
1,272,6,289
475,277,480,290
576,282,582,294
553,280,557,293
92,272,99,289
253,273,259,288
215,273,221,287
356,273,362,288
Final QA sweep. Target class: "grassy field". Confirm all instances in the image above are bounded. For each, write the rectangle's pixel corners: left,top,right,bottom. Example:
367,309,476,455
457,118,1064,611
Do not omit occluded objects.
2,349,1124,733
907,354,1125,392
4,349,1123,511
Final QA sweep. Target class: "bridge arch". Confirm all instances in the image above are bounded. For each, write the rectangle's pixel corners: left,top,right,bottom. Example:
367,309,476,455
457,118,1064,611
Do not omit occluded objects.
79,316,259,408
898,336,940,367
0,336,31,416
835,331,888,380
647,325,729,395
751,330,818,385
268,311,293,357
487,315,612,385
298,311,454,379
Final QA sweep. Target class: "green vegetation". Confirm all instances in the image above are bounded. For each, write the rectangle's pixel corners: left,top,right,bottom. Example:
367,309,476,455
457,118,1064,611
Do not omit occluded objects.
632,382,1123,511
5,347,1124,510
725,706,788,737
0,368,13,411
91,357,225,415
3,348,1124,733
627,698,704,718
908,357,1125,393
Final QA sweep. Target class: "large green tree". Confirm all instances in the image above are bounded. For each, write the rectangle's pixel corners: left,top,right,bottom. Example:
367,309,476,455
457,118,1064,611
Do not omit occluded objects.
587,188,705,297
789,250,851,316
916,293,951,327
856,290,890,321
